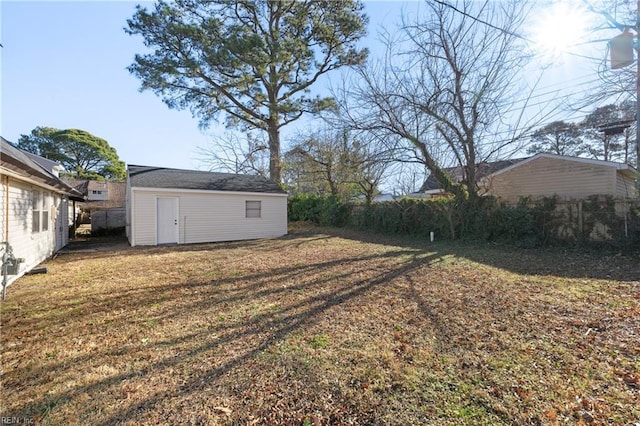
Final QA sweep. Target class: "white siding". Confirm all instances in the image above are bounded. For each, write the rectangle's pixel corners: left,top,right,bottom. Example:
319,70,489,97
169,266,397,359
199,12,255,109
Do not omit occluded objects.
4,181,50,278
54,194,70,250
487,156,617,202
130,188,287,246
1,174,71,286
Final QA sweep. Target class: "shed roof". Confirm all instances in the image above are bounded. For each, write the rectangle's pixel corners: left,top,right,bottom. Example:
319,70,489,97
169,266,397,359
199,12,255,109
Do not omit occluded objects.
128,165,286,194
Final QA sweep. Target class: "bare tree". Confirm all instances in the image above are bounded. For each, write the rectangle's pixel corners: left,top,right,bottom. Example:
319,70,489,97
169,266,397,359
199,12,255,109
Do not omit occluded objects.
338,0,537,201
283,126,395,201
198,132,269,176
574,0,638,167
578,0,636,105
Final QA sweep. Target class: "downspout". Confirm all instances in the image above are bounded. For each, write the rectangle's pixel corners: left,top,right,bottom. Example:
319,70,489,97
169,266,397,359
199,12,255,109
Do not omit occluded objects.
3,176,10,300
72,200,76,239
4,175,9,241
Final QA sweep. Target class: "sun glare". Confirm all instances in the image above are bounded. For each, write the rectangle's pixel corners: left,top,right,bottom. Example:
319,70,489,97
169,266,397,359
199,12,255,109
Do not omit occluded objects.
532,2,590,57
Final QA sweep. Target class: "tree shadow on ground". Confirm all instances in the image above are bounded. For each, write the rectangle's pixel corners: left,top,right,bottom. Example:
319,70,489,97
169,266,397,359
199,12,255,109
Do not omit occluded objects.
314,225,640,282
4,231,445,424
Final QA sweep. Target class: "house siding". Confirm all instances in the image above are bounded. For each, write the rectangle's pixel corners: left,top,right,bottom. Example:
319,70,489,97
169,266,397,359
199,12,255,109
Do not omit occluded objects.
130,188,287,246
487,156,617,201
2,178,61,283
615,173,637,198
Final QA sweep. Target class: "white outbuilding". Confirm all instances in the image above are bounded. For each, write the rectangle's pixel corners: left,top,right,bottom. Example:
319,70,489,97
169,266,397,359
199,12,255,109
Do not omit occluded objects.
126,165,287,246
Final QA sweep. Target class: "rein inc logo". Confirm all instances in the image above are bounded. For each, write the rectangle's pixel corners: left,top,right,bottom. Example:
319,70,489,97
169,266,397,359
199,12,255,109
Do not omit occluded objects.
1,418,34,425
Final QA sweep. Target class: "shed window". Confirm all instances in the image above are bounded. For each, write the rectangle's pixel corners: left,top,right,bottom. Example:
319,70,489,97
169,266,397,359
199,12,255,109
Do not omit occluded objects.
245,201,261,218
32,190,41,233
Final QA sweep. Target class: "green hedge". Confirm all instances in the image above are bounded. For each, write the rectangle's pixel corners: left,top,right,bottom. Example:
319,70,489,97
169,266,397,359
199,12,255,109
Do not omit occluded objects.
288,194,640,248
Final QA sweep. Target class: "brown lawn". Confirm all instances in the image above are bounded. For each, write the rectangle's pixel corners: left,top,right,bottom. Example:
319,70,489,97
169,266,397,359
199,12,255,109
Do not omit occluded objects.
0,224,638,425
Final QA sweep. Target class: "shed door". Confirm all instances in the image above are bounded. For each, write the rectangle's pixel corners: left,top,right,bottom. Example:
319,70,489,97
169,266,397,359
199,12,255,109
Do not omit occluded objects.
157,197,179,244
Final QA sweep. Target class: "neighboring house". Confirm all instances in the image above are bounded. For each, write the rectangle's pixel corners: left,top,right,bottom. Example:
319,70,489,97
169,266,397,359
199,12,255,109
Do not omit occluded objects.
485,154,637,201
1,137,84,287
373,193,397,202
63,178,126,209
410,158,524,199
126,165,288,246
63,178,127,231
354,193,398,203
411,153,638,201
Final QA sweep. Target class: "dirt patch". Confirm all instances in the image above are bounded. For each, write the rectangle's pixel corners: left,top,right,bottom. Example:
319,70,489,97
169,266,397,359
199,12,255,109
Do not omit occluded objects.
60,235,130,254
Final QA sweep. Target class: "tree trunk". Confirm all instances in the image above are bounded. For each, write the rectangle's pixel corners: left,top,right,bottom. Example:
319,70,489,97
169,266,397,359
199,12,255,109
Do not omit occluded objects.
267,121,282,184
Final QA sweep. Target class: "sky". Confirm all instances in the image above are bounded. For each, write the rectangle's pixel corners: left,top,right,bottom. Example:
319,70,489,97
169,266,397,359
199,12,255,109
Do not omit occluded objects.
0,1,612,175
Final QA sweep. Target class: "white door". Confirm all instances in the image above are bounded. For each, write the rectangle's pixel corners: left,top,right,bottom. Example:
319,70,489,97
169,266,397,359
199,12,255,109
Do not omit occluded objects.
157,197,179,244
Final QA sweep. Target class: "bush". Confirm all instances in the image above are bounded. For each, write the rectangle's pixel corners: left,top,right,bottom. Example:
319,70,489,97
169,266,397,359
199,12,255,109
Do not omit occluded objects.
288,193,639,247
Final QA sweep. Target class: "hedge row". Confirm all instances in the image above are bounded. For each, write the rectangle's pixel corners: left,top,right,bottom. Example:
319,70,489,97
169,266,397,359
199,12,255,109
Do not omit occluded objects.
288,194,640,248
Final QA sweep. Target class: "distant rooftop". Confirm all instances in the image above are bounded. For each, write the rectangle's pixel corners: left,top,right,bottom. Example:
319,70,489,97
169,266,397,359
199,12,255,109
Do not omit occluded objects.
419,159,525,192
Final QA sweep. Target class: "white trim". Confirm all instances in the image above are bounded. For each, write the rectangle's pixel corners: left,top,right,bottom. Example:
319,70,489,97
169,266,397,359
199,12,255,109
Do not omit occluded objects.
130,186,288,197
129,183,136,247
1,168,73,196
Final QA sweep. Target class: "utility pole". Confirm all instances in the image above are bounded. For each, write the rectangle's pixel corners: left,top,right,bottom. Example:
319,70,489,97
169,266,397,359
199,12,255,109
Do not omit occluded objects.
597,0,640,187
636,0,639,176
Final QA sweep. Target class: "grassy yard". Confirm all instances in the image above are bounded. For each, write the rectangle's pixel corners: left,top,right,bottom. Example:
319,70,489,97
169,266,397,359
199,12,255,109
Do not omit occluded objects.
0,224,638,425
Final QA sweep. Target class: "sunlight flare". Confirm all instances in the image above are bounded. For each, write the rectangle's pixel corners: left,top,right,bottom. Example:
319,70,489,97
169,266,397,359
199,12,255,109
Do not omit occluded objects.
531,2,591,57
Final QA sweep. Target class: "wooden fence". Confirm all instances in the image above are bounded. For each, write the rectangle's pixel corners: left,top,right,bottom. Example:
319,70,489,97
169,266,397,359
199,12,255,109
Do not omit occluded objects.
511,196,639,242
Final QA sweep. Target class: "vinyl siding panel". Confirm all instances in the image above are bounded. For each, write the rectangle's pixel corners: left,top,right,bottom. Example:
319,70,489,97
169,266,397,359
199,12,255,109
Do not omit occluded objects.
2,178,60,284
615,173,637,198
487,156,616,202
130,188,287,246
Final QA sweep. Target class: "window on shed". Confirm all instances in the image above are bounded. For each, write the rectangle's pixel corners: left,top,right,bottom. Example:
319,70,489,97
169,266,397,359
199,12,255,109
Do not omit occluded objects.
245,201,261,218
42,193,49,232
32,190,41,233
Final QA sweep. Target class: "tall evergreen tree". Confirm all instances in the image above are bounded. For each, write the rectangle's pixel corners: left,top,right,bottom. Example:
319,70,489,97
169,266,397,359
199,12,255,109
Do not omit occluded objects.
126,0,368,183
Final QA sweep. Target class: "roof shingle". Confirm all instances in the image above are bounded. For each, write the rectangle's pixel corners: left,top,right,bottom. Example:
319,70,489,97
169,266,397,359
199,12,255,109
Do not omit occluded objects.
128,165,286,194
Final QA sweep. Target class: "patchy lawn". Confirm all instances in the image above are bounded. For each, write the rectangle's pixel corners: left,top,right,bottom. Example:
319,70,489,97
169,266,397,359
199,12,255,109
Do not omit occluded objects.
1,224,638,425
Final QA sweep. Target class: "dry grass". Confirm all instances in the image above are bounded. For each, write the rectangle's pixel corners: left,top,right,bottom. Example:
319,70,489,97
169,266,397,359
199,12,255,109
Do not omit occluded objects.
1,224,638,425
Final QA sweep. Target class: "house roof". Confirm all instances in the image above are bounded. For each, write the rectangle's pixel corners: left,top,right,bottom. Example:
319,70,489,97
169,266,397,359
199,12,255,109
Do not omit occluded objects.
24,151,64,175
419,158,526,192
490,153,637,179
1,137,84,201
418,153,638,192
128,165,286,194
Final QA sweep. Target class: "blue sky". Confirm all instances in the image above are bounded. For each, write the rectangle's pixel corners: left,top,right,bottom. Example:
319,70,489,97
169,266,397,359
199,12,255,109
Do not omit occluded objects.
1,1,605,173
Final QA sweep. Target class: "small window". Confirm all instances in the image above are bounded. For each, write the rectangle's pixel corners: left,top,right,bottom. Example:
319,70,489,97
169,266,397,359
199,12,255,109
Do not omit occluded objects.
92,190,102,195
245,201,261,218
32,190,41,233
42,193,49,232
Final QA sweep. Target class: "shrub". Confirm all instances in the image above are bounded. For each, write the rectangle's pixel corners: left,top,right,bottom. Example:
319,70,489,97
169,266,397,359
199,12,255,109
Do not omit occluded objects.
288,193,639,247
